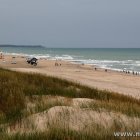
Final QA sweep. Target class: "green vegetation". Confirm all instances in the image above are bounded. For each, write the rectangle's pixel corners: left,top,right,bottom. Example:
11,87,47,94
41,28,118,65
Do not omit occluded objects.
0,68,140,140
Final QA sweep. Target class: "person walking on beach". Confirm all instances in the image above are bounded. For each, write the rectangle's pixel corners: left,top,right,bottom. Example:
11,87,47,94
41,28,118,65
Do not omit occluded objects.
132,71,135,75
55,60,59,66
55,59,62,66
0,52,3,59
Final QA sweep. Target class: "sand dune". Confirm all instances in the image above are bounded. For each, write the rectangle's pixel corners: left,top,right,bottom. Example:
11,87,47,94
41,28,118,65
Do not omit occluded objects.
6,95,140,134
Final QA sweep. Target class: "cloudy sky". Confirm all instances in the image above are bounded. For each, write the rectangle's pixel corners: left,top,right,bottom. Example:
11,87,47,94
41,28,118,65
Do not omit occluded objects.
0,0,140,48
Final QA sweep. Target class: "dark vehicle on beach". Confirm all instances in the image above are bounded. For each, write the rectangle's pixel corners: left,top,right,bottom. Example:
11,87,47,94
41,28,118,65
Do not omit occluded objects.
27,57,38,66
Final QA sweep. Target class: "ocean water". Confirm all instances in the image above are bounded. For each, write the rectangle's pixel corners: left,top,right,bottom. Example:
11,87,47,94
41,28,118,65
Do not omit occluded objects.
1,46,140,72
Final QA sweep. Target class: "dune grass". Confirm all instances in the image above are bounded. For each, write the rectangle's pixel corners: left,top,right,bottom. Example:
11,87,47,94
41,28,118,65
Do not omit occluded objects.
0,122,139,140
0,67,140,139
0,129,120,140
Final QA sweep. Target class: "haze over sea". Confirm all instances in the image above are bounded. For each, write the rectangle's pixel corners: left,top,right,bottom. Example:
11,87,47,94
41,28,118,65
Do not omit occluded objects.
1,46,140,72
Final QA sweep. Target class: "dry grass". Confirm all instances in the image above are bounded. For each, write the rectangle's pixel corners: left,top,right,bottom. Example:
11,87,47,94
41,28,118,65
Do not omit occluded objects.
0,67,140,140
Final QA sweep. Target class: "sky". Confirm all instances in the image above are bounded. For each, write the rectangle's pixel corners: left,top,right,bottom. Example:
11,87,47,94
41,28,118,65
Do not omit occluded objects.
0,0,140,48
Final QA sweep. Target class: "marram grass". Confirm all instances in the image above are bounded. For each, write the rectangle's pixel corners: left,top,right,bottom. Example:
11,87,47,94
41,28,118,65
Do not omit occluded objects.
0,68,140,140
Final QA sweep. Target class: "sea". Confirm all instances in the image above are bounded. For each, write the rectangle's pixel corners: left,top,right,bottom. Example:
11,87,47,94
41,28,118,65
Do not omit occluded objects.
0,46,140,72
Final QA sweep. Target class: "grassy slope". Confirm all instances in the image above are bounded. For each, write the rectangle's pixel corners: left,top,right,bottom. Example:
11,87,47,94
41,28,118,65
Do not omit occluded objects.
0,68,140,140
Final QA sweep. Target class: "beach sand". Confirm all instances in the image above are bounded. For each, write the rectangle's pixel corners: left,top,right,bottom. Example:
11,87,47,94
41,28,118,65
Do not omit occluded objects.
0,55,140,99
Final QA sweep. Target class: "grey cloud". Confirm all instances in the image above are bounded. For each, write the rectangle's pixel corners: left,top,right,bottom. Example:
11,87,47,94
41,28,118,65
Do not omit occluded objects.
0,0,140,47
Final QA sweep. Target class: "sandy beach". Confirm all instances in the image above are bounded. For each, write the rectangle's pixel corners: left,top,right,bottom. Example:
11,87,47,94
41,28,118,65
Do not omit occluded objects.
0,55,140,99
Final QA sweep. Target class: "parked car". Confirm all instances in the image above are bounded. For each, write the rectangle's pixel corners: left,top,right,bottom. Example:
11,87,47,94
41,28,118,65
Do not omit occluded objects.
27,57,38,66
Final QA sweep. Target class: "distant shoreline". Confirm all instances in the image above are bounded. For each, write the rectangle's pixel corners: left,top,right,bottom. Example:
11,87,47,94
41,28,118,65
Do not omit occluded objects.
0,45,44,48
1,47,140,73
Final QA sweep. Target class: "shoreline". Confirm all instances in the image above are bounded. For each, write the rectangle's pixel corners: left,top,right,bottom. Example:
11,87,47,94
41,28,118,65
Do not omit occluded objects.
0,54,140,99
2,51,140,74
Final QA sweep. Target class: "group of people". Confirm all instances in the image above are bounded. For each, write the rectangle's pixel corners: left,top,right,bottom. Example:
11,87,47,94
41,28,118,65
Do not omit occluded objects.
55,60,61,66
122,70,139,75
94,67,139,76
